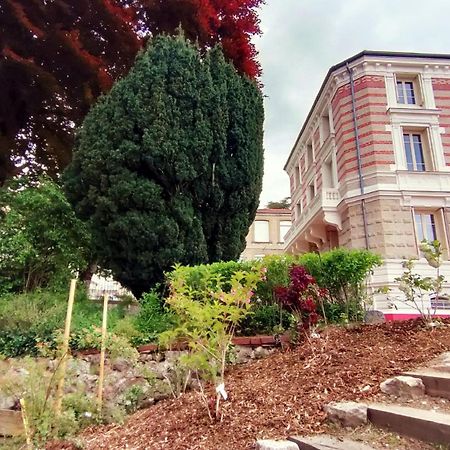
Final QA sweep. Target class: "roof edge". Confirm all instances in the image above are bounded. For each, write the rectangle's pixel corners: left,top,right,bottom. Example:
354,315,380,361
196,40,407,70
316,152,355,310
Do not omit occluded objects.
283,50,450,171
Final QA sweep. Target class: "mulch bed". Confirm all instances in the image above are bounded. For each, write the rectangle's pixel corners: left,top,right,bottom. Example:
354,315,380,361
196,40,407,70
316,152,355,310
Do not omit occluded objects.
58,320,450,449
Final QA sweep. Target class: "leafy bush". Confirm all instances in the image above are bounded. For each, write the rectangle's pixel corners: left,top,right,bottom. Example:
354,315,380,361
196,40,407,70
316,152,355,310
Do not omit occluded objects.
160,263,262,421
134,291,176,344
299,248,382,322
166,260,255,294
0,178,92,294
237,304,290,336
253,254,299,304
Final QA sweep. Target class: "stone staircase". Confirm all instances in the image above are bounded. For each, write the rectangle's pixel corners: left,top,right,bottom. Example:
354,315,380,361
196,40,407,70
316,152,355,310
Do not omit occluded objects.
257,352,450,450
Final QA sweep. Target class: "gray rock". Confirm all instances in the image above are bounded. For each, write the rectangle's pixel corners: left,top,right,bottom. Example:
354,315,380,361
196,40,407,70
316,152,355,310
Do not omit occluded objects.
0,394,17,410
143,360,171,380
67,358,91,376
380,375,425,398
235,346,254,364
254,346,271,360
364,310,385,324
324,401,368,427
256,440,299,450
111,357,129,372
429,352,450,373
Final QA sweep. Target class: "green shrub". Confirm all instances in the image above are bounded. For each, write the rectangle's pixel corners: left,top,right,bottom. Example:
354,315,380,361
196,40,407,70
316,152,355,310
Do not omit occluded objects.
134,291,176,343
0,286,132,357
237,304,290,336
299,248,382,322
254,254,299,304
165,260,255,295
0,178,92,294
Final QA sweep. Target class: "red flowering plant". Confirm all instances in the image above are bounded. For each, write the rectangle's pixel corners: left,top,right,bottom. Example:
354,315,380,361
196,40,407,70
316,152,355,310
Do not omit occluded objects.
274,265,328,334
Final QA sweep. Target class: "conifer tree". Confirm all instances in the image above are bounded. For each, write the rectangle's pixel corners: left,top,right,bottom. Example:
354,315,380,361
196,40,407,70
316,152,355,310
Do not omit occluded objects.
64,35,264,297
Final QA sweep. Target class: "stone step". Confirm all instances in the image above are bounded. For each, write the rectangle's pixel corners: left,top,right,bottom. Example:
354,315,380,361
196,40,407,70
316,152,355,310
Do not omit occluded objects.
367,403,450,445
256,439,299,450
288,435,376,450
403,369,450,400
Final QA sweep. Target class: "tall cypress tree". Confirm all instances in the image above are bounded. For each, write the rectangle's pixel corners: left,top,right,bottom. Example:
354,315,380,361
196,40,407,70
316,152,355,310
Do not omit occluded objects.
64,35,264,297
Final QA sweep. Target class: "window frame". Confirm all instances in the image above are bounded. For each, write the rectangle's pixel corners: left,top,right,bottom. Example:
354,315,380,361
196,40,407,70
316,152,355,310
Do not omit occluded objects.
401,128,434,172
253,220,270,243
395,74,423,107
279,220,292,243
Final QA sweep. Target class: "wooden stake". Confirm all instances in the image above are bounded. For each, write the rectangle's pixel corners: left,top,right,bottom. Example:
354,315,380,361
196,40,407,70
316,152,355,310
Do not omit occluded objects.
97,292,109,412
54,278,77,416
20,398,32,449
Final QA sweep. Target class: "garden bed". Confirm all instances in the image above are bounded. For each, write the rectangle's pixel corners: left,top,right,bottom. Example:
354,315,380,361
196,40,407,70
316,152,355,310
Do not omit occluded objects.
62,319,450,450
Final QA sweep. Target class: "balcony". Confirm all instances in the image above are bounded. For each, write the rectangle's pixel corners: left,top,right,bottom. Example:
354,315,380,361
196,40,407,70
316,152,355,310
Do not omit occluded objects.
284,187,341,249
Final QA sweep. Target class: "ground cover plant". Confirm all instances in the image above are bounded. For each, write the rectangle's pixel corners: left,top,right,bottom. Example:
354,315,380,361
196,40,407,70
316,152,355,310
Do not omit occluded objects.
0,287,128,358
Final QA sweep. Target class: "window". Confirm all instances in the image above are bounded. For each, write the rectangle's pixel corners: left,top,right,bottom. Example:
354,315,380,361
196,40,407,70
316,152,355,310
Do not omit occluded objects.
414,213,437,242
320,112,331,143
254,220,270,243
307,182,316,203
306,142,314,167
403,133,427,171
295,202,302,221
397,80,416,105
294,165,301,188
322,158,335,188
279,221,291,243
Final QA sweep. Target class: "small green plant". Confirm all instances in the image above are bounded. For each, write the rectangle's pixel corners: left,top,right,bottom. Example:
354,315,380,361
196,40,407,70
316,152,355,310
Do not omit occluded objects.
0,356,98,447
395,240,445,325
160,263,263,421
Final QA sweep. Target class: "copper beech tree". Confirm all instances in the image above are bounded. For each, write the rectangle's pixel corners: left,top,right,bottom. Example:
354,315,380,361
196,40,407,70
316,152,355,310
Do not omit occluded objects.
0,0,263,185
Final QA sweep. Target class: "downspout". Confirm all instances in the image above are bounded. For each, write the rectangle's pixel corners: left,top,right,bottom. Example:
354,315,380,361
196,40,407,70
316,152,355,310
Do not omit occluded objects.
346,63,369,250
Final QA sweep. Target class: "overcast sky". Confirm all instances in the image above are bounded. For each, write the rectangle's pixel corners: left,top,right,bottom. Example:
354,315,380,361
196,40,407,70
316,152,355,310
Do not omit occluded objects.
255,0,450,207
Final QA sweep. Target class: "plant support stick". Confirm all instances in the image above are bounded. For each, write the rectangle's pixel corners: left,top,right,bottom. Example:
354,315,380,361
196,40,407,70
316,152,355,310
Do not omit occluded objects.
97,292,109,411
55,278,77,416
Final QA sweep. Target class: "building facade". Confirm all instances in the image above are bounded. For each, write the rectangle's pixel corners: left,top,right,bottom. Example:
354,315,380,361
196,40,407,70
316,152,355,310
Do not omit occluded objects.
240,208,291,260
284,51,450,314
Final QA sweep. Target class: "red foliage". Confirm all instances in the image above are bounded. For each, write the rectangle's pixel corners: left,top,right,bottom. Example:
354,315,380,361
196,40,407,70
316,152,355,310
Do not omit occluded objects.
0,0,263,184
275,266,327,331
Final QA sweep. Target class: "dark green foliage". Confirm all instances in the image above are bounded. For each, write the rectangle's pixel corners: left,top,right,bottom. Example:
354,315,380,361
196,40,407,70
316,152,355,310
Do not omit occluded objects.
0,178,92,294
64,35,264,297
238,304,290,336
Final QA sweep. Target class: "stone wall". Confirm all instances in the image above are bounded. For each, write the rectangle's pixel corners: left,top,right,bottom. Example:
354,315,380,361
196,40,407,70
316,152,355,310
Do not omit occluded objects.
338,196,417,259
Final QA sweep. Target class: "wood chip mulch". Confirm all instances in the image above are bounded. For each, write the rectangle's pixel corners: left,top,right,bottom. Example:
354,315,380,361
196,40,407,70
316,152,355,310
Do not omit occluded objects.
64,320,450,449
